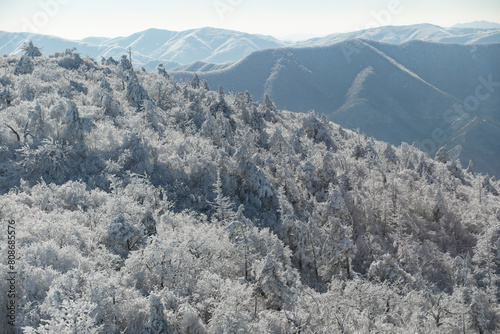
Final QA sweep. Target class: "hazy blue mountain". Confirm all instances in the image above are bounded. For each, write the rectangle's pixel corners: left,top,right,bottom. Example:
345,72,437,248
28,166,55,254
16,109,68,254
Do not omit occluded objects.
171,60,233,72
297,24,500,46
452,20,500,29
141,59,182,72
172,40,500,176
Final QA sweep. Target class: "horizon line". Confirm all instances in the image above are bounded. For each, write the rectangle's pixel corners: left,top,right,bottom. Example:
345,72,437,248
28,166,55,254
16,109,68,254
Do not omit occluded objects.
2,21,500,42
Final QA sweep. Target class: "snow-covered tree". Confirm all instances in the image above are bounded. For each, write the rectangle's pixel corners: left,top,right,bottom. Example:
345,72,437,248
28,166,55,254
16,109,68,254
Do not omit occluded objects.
126,71,150,110
14,55,34,75
145,294,169,333
21,40,42,58
253,247,298,311
192,73,201,89
211,169,236,224
264,94,276,112
384,143,398,165
435,146,450,163
57,48,84,70
104,214,142,257
157,63,169,78
62,100,83,143
120,55,132,70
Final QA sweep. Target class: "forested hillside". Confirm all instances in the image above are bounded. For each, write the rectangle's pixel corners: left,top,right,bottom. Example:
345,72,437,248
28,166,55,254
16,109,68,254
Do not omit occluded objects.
0,48,499,333
173,40,500,178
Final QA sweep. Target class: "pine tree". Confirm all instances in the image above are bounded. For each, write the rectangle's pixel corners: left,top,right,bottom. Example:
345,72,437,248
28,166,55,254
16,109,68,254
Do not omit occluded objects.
21,40,42,58
26,101,44,141
278,186,298,246
120,54,132,70
126,71,150,110
157,63,169,78
145,294,169,333
211,169,236,224
253,251,297,311
192,73,201,89
472,223,500,304
466,160,475,175
384,143,398,164
14,55,34,75
63,100,83,143
435,147,450,163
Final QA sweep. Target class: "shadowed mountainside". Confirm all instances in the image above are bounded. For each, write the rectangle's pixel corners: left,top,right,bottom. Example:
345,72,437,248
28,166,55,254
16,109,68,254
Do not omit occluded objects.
172,40,500,176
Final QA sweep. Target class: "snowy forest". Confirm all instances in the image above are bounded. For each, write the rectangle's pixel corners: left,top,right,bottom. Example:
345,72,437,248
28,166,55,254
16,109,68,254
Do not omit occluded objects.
0,43,499,333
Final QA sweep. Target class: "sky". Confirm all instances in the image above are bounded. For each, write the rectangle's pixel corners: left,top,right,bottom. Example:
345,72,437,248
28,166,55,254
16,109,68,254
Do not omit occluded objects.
0,0,499,40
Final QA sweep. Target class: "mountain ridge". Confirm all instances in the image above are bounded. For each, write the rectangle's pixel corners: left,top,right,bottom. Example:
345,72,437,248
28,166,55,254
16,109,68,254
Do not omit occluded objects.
296,23,500,47
2,23,500,71
171,39,500,177
452,20,500,29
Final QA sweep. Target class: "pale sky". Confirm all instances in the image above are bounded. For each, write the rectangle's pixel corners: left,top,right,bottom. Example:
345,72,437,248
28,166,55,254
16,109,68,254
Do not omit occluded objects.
0,0,499,40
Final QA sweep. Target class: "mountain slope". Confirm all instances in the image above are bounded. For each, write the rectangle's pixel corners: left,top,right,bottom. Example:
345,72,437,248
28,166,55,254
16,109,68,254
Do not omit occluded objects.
173,40,500,176
0,53,499,333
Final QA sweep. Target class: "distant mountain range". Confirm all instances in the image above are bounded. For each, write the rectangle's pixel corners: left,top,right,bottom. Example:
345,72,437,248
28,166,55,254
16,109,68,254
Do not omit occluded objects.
2,23,499,176
452,20,500,29
172,40,500,177
296,23,500,47
1,22,500,70
0,27,286,71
